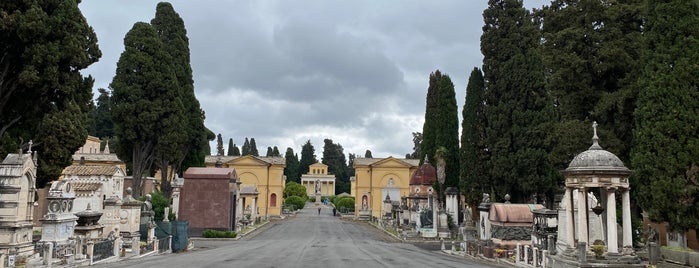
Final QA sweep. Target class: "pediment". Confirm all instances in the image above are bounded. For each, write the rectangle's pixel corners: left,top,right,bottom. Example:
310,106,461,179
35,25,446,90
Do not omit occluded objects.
227,155,269,166
370,157,413,168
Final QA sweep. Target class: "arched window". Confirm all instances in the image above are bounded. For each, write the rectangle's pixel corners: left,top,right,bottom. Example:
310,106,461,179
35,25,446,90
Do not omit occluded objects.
270,193,277,207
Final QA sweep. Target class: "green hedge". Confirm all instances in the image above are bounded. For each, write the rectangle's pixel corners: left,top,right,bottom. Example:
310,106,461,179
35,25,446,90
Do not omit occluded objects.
284,196,306,210
336,196,355,210
202,229,237,238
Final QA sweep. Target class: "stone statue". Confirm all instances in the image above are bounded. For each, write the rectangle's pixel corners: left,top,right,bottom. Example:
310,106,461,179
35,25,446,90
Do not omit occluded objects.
143,194,153,212
482,193,490,203
315,179,321,194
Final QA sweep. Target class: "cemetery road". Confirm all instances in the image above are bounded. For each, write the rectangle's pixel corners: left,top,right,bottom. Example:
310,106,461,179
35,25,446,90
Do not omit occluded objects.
93,204,498,268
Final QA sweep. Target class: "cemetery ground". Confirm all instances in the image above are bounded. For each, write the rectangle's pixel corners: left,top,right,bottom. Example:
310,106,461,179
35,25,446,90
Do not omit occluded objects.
92,204,499,268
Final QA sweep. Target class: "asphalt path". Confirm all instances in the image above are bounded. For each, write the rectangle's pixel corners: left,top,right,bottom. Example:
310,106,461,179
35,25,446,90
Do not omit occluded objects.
94,204,498,268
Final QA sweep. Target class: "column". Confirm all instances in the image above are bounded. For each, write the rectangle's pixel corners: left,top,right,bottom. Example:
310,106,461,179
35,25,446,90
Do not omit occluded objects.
565,187,575,248
577,187,589,247
622,189,633,250
606,188,618,253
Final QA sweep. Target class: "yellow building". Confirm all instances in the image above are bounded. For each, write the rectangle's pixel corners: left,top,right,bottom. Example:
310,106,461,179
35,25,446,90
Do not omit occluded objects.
351,157,420,219
205,155,286,218
301,163,336,197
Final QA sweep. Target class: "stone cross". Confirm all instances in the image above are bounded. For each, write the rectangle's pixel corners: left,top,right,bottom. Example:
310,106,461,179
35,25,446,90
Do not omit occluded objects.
28,140,33,152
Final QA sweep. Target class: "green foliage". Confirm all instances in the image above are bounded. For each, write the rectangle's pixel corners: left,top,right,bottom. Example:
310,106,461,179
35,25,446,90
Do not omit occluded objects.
87,88,114,139
230,144,241,156
335,196,355,210
481,0,557,203
266,147,273,157
298,140,316,177
139,191,174,221
242,138,251,156
322,139,350,194
364,150,373,158
227,138,234,156
249,138,259,156
420,70,460,200
0,0,101,187
216,134,224,156
283,181,307,199
632,0,699,231
284,196,306,210
460,68,489,208
202,229,237,238
539,0,643,166
110,21,178,198
284,148,300,183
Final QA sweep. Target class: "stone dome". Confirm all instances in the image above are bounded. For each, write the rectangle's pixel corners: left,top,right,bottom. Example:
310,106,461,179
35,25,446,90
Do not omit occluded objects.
410,157,436,186
564,123,631,175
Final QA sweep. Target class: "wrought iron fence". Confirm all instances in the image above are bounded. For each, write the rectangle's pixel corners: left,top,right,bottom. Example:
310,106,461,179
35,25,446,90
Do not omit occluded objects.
52,242,75,259
93,239,115,262
140,240,155,254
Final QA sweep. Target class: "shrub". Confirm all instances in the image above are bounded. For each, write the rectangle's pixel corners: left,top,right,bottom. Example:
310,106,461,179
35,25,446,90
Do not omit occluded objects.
336,196,355,210
284,196,306,210
283,181,307,199
202,229,237,238
308,196,316,202
139,191,175,221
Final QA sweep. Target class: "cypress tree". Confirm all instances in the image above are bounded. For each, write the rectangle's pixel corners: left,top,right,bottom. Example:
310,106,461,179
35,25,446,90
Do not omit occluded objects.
420,70,460,201
482,0,557,203
284,148,300,183
272,146,280,157
632,0,699,231
216,134,224,156
298,140,316,178
111,22,178,197
364,150,373,158
231,144,241,156
460,68,489,209
151,2,209,196
242,137,250,155
266,147,273,157
227,138,234,156
322,139,349,193
250,138,259,156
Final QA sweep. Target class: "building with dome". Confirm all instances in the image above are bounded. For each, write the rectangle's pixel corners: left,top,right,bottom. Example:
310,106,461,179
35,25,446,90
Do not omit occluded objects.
407,157,436,210
549,122,642,267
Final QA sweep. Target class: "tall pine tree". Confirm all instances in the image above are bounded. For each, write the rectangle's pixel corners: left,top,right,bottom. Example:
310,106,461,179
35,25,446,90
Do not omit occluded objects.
419,70,460,201
242,137,250,155
298,140,316,178
284,148,300,183
482,0,556,203
322,139,349,194
111,22,178,197
227,138,234,156
632,0,699,231
250,138,259,156
460,68,489,209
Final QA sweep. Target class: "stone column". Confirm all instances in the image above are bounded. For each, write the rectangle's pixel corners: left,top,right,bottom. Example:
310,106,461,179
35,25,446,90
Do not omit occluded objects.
606,188,618,253
577,187,589,247
565,187,575,248
622,189,633,250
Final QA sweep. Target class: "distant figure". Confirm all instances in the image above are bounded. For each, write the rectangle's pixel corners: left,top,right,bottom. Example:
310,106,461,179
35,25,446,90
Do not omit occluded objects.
333,207,337,216
318,207,321,215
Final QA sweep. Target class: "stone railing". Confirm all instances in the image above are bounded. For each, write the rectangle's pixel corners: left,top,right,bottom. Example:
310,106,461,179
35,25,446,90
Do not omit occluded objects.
515,243,548,268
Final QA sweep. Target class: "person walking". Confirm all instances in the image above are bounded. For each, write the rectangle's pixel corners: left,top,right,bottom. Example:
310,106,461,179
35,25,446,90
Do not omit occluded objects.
318,207,321,215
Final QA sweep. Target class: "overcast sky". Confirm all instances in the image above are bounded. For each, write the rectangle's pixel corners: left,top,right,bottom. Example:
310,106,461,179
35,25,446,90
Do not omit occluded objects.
79,0,550,159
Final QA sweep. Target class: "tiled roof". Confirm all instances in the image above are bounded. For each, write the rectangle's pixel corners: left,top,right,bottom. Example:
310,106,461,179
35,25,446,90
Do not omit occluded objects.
70,182,102,191
73,153,123,163
63,165,122,176
204,155,285,165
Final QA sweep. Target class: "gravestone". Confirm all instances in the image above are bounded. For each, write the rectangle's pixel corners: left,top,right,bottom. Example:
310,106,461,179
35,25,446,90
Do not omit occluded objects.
0,150,38,261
